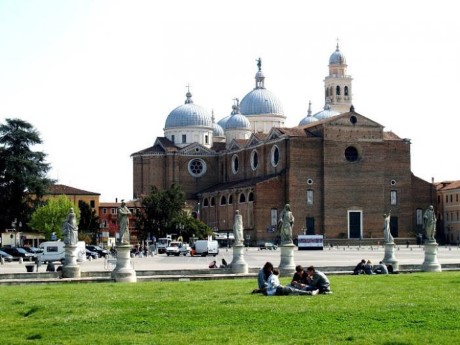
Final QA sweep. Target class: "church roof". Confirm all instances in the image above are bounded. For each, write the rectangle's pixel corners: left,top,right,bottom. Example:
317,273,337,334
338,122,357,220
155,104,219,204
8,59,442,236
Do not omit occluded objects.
46,184,100,196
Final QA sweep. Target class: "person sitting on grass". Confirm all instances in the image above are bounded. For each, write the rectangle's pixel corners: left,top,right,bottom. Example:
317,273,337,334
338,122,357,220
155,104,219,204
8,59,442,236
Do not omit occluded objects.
353,259,366,275
305,266,332,294
252,261,273,294
290,265,309,290
265,268,318,296
373,261,389,274
364,260,375,275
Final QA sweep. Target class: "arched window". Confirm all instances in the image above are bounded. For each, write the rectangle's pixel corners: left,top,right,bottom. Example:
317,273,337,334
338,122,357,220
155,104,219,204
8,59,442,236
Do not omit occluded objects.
239,193,246,203
220,196,227,205
248,192,254,202
210,197,215,206
203,198,209,207
232,154,239,174
336,85,341,96
250,150,258,170
271,145,280,167
344,86,349,96
228,195,233,204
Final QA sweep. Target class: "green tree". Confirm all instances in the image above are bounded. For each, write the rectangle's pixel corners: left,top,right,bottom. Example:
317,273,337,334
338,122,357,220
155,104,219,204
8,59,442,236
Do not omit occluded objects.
29,195,80,240
0,118,54,231
138,184,203,240
78,200,100,243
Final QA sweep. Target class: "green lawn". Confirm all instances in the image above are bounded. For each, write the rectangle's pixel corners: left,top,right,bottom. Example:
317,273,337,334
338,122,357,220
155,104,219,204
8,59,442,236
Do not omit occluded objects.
0,272,459,344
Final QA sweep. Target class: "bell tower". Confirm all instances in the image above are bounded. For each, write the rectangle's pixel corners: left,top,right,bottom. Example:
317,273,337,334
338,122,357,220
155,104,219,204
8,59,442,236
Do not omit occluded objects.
324,41,353,113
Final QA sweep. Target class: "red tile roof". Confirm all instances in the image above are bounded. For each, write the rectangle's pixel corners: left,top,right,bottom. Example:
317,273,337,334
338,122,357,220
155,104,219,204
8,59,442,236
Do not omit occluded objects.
46,184,100,196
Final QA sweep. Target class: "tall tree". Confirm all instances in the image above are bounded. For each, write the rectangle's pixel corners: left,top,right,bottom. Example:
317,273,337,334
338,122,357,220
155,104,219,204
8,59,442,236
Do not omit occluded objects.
29,195,80,240
78,200,100,243
0,118,54,231
138,184,212,241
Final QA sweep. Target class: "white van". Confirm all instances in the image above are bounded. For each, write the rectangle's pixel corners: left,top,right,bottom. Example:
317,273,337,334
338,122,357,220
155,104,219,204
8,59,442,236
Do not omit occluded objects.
192,240,219,256
39,241,65,263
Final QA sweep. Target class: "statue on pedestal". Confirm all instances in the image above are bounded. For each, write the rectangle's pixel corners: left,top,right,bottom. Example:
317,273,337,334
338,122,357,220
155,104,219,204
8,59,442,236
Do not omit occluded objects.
118,200,131,244
278,204,294,245
423,205,437,243
383,211,394,244
233,210,244,246
63,208,78,246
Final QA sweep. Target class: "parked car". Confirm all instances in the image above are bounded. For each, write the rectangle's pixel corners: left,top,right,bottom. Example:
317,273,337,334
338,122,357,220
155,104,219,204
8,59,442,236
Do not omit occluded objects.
86,249,99,260
86,245,109,258
1,247,37,261
258,242,278,250
179,243,191,256
0,249,14,262
21,246,43,254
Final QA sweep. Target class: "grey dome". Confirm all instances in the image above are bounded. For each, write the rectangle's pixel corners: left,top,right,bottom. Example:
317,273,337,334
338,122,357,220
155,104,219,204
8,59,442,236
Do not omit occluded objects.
313,104,340,120
213,122,225,136
329,43,346,65
217,114,231,129
299,115,319,126
226,105,251,130
164,92,212,128
240,88,284,116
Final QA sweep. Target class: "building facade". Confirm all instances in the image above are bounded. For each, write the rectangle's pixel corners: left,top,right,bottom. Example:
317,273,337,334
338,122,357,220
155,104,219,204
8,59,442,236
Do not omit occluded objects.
132,44,435,244
436,180,460,244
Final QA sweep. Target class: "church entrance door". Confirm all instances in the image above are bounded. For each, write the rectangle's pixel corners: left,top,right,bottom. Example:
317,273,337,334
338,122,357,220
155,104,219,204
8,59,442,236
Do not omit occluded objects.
348,211,362,239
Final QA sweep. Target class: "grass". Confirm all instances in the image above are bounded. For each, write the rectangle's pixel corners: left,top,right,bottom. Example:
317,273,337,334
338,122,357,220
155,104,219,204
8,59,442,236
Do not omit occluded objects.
0,272,459,344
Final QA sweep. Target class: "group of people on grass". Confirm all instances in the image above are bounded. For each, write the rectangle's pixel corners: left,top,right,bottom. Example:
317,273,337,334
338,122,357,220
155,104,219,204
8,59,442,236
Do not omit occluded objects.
252,262,332,296
353,259,394,275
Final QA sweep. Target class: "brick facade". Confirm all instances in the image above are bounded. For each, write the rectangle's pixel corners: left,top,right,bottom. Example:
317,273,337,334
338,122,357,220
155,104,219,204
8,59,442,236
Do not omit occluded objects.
132,112,435,244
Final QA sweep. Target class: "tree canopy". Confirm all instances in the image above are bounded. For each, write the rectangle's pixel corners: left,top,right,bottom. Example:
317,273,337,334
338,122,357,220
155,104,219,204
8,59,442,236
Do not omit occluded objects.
138,184,212,241
78,200,100,243
29,195,80,240
0,118,54,231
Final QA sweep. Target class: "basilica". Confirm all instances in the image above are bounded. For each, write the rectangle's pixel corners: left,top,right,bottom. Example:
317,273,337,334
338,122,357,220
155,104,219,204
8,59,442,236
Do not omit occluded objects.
131,44,434,243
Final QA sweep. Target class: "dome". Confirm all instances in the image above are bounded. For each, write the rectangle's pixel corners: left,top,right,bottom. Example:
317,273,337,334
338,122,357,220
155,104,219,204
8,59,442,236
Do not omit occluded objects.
299,100,319,125
240,88,284,116
329,43,346,65
226,105,251,130
217,114,231,129
164,91,212,129
239,57,284,116
313,104,340,120
211,112,225,137
299,116,319,126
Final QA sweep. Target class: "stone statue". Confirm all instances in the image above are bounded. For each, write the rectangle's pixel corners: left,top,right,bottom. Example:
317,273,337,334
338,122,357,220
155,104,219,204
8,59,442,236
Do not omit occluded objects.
383,211,394,244
278,204,294,244
256,57,262,71
118,200,131,244
423,205,437,243
233,210,244,246
62,208,78,246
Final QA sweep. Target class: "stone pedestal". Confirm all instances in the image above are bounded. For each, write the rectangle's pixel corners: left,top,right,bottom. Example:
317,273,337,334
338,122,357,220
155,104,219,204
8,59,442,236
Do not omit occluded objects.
382,242,399,271
278,244,296,276
231,245,248,274
63,244,81,278
421,242,442,272
111,244,137,282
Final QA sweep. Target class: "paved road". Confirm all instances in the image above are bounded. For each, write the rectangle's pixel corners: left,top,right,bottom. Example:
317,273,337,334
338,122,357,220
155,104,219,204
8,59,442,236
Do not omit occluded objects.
1,244,460,274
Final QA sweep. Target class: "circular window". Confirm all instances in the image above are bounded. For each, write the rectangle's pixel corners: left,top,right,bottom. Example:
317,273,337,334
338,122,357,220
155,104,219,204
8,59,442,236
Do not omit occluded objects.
391,180,396,186
188,158,207,177
350,115,357,124
250,150,259,170
344,146,359,162
232,155,239,174
307,179,314,185
271,145,280,167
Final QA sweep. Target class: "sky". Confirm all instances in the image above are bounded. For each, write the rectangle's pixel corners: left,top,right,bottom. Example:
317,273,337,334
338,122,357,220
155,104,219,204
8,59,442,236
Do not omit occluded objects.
0,0,459,202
